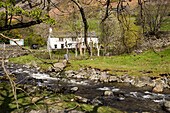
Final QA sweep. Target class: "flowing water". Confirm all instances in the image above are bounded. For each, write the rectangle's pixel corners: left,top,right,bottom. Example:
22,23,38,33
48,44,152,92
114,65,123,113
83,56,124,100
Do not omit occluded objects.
0,63,170,112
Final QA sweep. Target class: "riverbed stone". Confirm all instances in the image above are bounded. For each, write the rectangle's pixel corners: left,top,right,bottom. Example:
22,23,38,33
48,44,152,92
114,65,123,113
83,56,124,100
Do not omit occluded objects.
75,96,89,103
118,97,125,101
123,76,131,83
135,80,146,87
65,70,74,74
152,81,164,93
89,74,99,81
91,98,103,106
76,72,87,79
54,62,66,72
99,72,109,82
104,91,113,96
164,101,170,112
147,80,155,87
109,76,118,82
70,87,79,93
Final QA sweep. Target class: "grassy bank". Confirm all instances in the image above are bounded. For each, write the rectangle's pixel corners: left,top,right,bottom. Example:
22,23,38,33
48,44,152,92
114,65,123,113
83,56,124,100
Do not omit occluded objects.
9,47,170,77
0,83,123,113
66,47,170,77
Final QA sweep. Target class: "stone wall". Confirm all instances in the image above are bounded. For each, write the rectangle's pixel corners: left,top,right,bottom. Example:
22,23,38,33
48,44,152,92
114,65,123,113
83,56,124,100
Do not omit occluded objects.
0,44,21,49
0,49,30,59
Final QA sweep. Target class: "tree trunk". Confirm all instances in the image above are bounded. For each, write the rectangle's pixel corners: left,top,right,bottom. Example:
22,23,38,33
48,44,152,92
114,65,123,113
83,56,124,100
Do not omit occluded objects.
75,36,78,57
71,0,90,52
104,47,107,55
83,46,86,57
79,29,83,56
97,44,101,56
90,44,92,56
5,6,8,26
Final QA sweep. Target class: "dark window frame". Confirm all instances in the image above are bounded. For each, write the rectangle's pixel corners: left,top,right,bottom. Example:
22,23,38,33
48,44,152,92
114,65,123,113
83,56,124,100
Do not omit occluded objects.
59,38,63,41
54,44,57,48
72,37,76,41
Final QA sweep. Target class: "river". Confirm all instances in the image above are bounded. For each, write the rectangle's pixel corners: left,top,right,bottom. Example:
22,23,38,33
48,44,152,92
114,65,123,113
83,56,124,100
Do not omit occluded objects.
0,62,170,112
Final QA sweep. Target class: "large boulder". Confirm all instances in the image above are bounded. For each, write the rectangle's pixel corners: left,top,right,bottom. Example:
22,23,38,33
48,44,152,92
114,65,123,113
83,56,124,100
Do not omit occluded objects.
104,91,113,96
53,61,67,72
164,101,170,112
109,76,118,82
70,87,79,93
152,81,164,93
75,96,89,103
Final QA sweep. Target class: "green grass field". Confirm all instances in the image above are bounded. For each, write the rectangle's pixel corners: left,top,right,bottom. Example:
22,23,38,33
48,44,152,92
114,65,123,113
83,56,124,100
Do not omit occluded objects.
66,47,170,77
9,46,170,77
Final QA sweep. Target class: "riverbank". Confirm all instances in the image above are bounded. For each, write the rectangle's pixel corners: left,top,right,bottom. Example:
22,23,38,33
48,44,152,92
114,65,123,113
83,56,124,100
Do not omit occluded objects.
0,62,169,112
1,46,169,112
0,62,123,113
0,61,169,112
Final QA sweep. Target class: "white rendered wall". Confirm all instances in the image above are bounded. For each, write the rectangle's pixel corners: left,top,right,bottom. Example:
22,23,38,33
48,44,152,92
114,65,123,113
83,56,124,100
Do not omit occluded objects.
48,36,98,49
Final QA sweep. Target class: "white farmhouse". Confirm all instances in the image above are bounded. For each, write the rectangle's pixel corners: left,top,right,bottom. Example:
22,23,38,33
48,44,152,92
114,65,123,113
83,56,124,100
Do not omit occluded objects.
47,28,98,50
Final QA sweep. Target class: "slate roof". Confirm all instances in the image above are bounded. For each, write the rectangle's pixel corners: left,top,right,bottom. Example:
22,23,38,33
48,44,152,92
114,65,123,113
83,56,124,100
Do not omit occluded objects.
51,31,98,38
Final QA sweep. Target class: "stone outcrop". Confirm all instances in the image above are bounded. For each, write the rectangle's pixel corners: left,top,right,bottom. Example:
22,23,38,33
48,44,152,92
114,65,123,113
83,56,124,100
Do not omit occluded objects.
64,67,170,93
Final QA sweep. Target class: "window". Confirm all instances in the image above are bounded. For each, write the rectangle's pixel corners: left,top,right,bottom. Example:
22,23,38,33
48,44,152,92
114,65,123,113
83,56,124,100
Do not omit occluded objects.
68,43,72,47
72,37,76,41
54,44,57,48
59,38,63,41
61,44,64,49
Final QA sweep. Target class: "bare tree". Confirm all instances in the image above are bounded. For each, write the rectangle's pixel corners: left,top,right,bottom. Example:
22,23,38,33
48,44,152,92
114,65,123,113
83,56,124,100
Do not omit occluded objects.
137,0,169,38
100,16,121,54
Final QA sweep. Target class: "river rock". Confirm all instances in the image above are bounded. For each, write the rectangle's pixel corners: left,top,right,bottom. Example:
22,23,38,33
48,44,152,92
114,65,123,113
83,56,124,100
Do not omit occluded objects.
54,62,66,72
123,76,131,83
109,76,118,82
140,77,156,87
99,72,109,82
152,81,164,93
89,74,99,81
70,87,79,93
65,70,74,74
118,97,125,101
91,98,103,106
76,72,87,79
104,91,113,96
4,60,9,63
147,80,155,87
75,96,89,103
164,101,170,112
163,77,170,88
135,80,146,87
